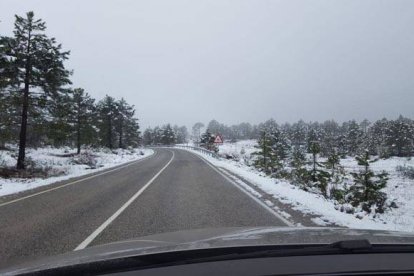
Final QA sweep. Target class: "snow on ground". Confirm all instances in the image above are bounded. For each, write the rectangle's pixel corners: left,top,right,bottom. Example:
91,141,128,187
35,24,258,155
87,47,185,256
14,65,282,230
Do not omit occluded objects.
182,141,414,232
0,147,154,197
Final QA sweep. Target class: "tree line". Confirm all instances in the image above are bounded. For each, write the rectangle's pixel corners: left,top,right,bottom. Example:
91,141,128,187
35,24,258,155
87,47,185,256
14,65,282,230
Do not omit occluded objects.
0,12,140,169
142,124,188,146
200,116,414,158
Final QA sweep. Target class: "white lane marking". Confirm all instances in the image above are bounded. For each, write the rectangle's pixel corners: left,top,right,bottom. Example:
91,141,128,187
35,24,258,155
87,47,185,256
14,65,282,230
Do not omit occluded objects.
0,151,157,208
182,149,294,227
74,150,175,251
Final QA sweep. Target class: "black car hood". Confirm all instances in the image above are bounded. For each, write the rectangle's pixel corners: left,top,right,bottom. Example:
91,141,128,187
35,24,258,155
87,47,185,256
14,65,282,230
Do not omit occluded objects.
3,227,414,275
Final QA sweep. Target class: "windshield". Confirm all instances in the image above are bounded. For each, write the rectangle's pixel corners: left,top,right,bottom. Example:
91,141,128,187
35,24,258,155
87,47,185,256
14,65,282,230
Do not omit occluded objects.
0,0,413,268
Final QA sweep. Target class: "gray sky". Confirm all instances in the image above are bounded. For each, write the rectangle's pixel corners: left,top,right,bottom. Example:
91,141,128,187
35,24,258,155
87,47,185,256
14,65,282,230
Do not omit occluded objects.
1,0,413,129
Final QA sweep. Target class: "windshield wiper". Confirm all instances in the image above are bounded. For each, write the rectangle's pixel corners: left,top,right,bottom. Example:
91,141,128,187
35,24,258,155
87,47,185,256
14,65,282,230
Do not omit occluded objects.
177,239,414,264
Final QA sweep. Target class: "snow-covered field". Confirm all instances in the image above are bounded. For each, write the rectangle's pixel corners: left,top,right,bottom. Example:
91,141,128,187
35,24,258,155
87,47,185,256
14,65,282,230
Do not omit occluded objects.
184,140,414,232
0,147,154,197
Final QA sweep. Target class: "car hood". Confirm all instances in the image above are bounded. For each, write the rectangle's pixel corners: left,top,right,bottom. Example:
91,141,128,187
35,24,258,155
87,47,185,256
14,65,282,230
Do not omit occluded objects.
3,227,414,275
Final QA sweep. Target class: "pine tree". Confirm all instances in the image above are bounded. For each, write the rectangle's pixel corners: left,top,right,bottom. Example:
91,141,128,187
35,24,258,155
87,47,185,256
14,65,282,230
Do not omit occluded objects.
161,124,176,145
309,141,320,182
253,130,283,176
271,127,291,161
48,90,73,147
114,98,137,149
386,116,413,157
306,128,320,153
200,129,217,151
320,120,339,157
122,116,140,148
325,149,346,200
142,128,154,145
360,119,371,134
0,35,20,146
345,120,363,156
153,126,163,145
368,118,390,157
71,88,95,153
0,12,71,169
290,120,307,148
97,95,117,149
309,141,330,196
0,88,19,148
326,149,341,175
290,146,310,187
348,150,389,213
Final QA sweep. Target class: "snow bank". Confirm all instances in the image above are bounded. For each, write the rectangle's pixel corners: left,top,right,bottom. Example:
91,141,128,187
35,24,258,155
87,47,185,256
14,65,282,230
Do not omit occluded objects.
182,141,414,232
0,147,154,197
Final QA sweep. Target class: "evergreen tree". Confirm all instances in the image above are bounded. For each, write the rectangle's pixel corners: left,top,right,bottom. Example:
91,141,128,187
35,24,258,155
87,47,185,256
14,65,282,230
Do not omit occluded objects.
386,116,413,157
200,129,217,152
306,128,320,153
48,90,73,147
368,118,390,157
0,12,71,168
309,141,330,196
348,150,389,213
271,126,291,161
253,129,283,176
325,149,346,199
161,124,175,145
122,115,140,148
290,146,310,187
345,120,363,156
326,149,341,175
153,126,163,145
360,119,371,134
290,120,307,148
71,88,95,153
0,34,20,147
0,89,19,148
114,98,138,148
309,141,320,182
97,95,117,149
320,120,339,157
142,128,154,145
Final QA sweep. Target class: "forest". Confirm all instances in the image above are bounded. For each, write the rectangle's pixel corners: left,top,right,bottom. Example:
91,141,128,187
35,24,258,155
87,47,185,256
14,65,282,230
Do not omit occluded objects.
0,12,141,170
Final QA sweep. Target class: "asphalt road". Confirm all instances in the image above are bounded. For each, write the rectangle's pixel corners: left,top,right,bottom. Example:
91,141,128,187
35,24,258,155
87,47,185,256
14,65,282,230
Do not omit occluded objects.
0,148,287,268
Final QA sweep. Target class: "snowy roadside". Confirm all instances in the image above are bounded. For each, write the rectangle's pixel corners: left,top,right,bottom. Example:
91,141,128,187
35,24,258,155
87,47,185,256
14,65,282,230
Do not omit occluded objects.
0,147,154,197
178,144,414,232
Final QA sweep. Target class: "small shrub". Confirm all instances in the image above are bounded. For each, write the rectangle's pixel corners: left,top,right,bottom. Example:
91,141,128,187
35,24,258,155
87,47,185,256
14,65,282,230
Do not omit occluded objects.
330,188,345,202
396,165,414,179
291,167,312,190
339,203,355,214
71,151,97,168
24,156,37,170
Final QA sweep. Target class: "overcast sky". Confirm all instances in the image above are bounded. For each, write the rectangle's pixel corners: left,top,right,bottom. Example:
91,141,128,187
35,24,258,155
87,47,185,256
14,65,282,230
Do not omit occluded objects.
1,0,413,129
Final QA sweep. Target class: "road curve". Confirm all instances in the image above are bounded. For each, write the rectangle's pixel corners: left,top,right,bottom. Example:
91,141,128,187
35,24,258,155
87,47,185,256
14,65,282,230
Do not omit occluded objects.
0,148,286,267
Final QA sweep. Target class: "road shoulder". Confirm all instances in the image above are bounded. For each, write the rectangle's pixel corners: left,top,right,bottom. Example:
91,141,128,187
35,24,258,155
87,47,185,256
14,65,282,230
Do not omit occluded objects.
0,151,156,207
